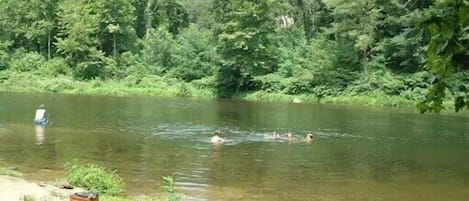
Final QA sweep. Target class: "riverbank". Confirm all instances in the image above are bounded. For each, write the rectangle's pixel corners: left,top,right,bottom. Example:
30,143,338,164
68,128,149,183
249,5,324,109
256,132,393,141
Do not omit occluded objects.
0,175,80,201
0,175,166,201
0,164,169,201
0,70,436,109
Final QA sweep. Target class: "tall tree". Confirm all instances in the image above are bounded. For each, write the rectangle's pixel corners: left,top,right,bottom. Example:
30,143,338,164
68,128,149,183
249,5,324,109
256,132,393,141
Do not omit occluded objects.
29,0,59,59
56,0,138,78
94,0,137,57
213,0,283,97
289,0,330,40
56,0,106,79
0,0,14,70
163,0,190,35
0,0,59,59
133,0,158,38
325,0,382,61
133,0,189,37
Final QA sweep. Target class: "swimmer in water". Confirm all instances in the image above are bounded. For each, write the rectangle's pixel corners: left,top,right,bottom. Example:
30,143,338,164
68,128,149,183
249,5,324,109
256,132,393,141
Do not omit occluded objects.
306,133,315,143
271,131,280,139
286,132,295,141
211,130,224,144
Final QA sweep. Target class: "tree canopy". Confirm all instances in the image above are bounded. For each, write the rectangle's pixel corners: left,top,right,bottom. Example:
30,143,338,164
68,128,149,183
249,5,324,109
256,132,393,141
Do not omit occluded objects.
0,0,468,113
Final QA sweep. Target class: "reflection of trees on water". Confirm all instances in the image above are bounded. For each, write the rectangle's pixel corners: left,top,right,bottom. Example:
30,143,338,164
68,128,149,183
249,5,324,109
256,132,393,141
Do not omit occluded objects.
205,142,313,200
316,129,469,185
0,124,59,171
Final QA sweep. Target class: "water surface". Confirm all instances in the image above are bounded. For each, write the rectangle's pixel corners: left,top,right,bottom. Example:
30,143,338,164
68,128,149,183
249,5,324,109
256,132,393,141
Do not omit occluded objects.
1,92,469,200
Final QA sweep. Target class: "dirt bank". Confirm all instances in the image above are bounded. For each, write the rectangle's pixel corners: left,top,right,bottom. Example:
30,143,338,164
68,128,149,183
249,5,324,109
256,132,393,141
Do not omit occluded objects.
0,175,83,201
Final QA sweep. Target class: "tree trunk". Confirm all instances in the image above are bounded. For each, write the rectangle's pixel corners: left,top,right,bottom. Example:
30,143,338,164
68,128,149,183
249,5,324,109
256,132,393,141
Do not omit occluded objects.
297,0,313,41
48,32,51,60
113,33,117,58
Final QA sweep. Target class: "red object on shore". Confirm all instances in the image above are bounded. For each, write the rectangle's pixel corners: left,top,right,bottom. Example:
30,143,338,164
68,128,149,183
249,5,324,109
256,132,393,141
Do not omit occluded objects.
69,192,99,201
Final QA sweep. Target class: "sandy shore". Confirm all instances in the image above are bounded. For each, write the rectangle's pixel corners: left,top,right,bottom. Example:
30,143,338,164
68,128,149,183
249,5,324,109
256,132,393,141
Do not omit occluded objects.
0,175,83,201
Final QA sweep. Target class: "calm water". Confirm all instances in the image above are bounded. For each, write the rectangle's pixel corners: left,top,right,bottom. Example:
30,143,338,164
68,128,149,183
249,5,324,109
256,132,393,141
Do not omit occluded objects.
1,92,469,201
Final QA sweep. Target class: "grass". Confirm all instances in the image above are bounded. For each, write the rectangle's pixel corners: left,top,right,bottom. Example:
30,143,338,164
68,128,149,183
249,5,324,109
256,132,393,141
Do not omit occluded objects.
100,195,163,201
236,90,422,108
0,71,216,99
65,163,124,196
1,70,452,110
0,164,22,177
97,175,181,201
20,195,35,201
0,161,180,201
64,162,181,201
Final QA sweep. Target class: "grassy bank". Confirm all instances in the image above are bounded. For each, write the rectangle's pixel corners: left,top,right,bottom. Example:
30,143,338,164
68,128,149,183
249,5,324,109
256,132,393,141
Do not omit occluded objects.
237,91,418,107
0,70,451,109
0,163,180,201
0,71,215,98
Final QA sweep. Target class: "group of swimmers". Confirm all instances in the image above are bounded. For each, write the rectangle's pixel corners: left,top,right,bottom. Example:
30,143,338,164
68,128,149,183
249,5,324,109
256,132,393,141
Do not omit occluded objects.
35,103,315,145
272,131,315,143
210,130,315,144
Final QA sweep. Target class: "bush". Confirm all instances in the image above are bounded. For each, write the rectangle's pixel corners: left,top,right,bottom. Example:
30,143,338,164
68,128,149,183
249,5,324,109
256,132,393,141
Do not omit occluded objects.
253,74,283,93
162,176,181,201
170,25,218,81
9,51,46,72
191,76,216,89
65,163,124,196
0,41,9,70
349,69,404,95
118,52,148,79
40,57,72,77
40,77,76,93
141,28,176,75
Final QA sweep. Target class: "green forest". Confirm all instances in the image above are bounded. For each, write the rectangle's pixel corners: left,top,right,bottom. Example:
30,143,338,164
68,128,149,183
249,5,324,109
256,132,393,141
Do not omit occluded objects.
1,0,468,113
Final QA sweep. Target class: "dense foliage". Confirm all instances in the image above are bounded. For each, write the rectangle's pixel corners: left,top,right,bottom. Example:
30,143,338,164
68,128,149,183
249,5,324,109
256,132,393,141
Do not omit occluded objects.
0,0,468,112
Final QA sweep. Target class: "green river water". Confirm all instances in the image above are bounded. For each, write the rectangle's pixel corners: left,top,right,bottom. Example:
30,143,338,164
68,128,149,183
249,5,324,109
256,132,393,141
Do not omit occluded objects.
1,92,468,201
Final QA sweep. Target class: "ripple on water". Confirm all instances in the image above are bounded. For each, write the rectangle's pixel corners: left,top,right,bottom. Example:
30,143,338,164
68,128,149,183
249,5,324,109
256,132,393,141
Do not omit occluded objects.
146,124,327,145
136,123,371,146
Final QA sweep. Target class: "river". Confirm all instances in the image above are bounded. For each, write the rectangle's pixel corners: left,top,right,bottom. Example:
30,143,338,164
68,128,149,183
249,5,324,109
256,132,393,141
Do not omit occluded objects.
1,92,468,200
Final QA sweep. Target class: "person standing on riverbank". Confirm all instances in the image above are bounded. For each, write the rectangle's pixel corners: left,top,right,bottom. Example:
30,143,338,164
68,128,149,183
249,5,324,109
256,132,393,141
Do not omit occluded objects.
33,104,48,126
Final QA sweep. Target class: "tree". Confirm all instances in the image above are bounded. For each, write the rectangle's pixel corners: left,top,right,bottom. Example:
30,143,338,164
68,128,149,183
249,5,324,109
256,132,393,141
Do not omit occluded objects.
56,0,106,79
94,0,137,57
140,28,176,75
325,0,382,61
28,0,59,60
213,0,283,97
56,0,138,79
170,25,218,81
289,0,331,40
133,0,159,38
375,0,428,73
417,0,469,113
133,0,189,37
0,0,59,60
179,0,215,28
163,0,190,35
0,1,14,70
